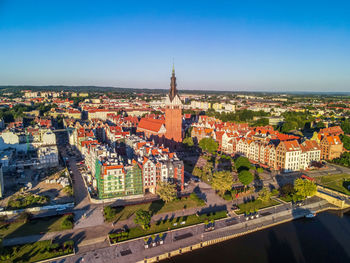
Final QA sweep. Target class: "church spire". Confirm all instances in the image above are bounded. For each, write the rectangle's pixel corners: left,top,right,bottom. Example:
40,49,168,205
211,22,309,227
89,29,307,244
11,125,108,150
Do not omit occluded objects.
169,64,177,101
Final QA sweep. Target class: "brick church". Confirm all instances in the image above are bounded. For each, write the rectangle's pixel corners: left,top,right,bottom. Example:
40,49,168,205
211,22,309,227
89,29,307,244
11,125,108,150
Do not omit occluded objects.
136,66,183,147
165,65,183,143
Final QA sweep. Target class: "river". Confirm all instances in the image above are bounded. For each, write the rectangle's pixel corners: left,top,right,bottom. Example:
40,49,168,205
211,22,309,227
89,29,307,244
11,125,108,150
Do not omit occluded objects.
161,209,350,263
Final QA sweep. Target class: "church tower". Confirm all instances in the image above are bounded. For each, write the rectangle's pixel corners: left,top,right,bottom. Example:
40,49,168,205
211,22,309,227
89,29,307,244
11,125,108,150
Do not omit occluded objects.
165,65,182,143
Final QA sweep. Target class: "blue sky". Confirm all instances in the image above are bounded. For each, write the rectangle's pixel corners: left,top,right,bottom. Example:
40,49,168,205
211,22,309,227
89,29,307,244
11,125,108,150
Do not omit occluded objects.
0,0,349,92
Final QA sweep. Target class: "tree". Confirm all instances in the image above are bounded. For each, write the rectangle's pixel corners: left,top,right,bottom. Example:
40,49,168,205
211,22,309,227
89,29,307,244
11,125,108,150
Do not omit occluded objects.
211,171,233,196
134,209,151,230
341,134,350,150
258,187,271,203
103,206,117,221
183,137,194,148
280,183,295,197
316,121,326,129
254,118,269,126
234,156,251,172
199,138,218,154
238,170,254,188
281,121,298,133
294,178,317,198
156,182,177,203
341,119,350,134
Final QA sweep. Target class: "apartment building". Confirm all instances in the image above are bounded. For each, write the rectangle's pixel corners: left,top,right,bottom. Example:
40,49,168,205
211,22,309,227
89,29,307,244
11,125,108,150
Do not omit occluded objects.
276,140,301,172
320,135,343,160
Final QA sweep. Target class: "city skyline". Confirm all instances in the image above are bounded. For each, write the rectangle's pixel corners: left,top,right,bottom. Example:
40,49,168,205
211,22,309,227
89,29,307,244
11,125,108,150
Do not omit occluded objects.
1,0,350,92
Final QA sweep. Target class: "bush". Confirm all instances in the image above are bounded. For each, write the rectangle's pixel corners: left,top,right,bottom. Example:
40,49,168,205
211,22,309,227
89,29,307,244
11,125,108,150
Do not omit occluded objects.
104,206,117,221
256,167,264,174
271,188,279,196
223,191,232,201
63,240,74,248
61,214,74,229
50,243,60,251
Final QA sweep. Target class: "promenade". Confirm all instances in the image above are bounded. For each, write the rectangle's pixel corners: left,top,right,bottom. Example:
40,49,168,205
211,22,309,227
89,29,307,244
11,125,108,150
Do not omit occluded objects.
55,197,332,263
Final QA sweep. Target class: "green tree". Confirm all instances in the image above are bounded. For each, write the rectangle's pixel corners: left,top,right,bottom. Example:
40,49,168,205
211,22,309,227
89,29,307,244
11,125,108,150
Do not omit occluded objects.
103,206,117,221
234,156,251,172
238,170,254,188
211,171,233,196
316,121,326,129
199,137,218,154
183,137,194,148
134,209,151,230
156,182,177,203
254,118,269,126
341,119,350,134
258,187,271,203
294,178,317,198
340,134,350,150
281,121,298,133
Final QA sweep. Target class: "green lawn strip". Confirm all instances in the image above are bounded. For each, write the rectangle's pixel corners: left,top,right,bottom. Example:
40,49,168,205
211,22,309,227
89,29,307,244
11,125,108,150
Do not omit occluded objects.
0,214,73,239
279,195,293,203
0,240,74,263
318,173,350,195
105,198,205,223
235,199,280,215
109,210,227,244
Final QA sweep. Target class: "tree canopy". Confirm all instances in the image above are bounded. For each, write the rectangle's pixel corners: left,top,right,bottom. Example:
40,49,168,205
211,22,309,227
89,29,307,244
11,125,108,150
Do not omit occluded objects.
294,178,317,198
234,156,251,172
211,171,233,195
183,136,194,148
332,152,350,167
199,137,218,154
258,187,271,203
238,170,254,187
156,182,177,203
341,119,350,134
341,134,350,151
134,209,151,230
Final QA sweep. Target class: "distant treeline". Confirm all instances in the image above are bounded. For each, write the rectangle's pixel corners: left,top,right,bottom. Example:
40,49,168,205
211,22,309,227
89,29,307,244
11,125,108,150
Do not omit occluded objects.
0,85,350,97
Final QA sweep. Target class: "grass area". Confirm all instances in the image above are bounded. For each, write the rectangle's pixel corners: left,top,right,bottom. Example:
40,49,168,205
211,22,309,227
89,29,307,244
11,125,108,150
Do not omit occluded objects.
109,210,227,244
318,173,350,195
105,196,205,223
279,195,293,202
7,193,49,210
235,199,280,215
0,214,74,239
0,240,74,263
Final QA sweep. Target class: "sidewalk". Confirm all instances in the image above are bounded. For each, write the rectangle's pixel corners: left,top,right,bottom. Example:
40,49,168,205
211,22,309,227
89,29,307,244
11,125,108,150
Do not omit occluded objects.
62,198,332,263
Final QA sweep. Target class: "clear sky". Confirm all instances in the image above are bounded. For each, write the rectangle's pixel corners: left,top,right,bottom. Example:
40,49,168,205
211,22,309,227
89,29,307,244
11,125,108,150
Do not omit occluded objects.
0,0,350,92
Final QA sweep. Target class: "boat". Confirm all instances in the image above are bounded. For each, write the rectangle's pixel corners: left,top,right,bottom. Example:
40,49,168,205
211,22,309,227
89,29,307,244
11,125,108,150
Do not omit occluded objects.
305,211,316,218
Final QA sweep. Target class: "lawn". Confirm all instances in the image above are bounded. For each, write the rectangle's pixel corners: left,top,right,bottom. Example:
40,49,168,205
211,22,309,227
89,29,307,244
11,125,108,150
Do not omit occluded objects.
109,210,227,243
318,173,350,195
0,214,73,239
105,196,205,223
0,240,74,263
235,199,280,215
279,195,293,203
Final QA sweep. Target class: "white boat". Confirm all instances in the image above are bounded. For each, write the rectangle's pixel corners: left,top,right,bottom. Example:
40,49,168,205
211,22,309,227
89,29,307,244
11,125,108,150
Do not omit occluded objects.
305,212,316,218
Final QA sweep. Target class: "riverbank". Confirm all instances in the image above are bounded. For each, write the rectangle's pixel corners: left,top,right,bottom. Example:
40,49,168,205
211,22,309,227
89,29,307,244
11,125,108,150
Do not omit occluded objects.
160,208,350,263
138,199,334,263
